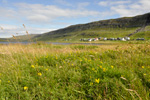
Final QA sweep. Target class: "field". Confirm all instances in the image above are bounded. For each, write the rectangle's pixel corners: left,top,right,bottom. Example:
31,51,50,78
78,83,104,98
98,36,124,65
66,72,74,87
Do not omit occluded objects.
0,42,150,99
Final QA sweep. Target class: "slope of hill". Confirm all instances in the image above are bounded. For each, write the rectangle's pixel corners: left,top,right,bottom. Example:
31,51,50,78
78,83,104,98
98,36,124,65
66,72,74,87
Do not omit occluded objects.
32,12,150,41
0,38,7,42
9,34,38,42
8,13,150,42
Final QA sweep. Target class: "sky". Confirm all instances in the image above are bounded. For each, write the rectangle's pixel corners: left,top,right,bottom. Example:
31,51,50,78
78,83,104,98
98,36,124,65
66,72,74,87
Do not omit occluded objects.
0,0,150,38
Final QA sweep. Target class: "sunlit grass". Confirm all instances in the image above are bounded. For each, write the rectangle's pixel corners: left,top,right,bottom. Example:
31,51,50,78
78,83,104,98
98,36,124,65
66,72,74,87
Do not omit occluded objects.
0,43,150,99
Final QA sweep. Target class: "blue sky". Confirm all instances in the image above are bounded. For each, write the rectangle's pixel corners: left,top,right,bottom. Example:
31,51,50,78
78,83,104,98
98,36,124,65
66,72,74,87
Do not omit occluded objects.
0,0,150,38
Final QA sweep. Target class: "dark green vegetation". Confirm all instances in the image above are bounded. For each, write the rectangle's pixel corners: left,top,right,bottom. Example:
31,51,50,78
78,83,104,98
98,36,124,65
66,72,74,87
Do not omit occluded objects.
8,34,38,42
0,43,150,99
0,38,7,42
31,13,150,41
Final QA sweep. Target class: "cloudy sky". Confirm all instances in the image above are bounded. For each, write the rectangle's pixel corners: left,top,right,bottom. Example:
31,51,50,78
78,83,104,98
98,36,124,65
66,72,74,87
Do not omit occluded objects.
0,0,150,38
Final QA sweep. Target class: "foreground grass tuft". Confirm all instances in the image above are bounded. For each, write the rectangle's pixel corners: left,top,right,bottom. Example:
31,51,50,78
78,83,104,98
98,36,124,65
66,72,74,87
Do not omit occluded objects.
0,44,150,99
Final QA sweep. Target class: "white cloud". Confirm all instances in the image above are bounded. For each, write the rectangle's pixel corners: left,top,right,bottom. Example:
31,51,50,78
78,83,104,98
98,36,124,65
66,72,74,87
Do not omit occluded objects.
0,2,100,37
1,0,7,4
98,1,108,6
54,0,72,7
98,0,150,17
0,7,17,19
0,3,100,25
77,2,90,9
98,0,131,6
12,3,100,24
110,0,150,17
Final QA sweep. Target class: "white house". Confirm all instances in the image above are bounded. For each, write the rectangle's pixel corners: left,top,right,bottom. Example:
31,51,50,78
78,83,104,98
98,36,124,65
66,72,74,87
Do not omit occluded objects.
121,38,126,41
103,37,107,40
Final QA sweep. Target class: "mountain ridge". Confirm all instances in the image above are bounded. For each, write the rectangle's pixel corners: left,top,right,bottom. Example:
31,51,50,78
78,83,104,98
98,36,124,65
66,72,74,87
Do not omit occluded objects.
32,12,150,41
6,12,149,42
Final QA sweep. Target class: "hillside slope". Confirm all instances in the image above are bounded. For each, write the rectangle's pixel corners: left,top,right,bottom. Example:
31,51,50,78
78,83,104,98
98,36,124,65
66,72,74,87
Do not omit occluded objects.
9,34,38,42
33,13,150,41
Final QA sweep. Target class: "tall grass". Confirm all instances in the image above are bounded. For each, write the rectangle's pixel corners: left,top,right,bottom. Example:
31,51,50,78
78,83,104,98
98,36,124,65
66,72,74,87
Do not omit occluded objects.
0,43,150,99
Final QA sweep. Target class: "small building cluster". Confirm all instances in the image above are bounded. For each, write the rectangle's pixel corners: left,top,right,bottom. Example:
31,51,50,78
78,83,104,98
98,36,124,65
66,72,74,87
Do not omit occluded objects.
136,38,145,41
80,37,145,42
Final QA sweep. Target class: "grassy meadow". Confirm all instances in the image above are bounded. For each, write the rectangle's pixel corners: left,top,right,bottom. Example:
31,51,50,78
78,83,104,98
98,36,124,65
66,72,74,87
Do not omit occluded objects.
0,42,150,99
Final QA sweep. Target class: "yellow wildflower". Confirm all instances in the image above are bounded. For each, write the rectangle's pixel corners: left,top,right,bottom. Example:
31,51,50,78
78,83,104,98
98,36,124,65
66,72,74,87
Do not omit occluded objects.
24,86,28,90
111,65,114,69
99,66,102,69
144,73,146,76
0,80,1,83
38,72,42,76
31,65,35,68
39,83,41,86
92,68,95,71
8,81,10,83
45,68,48,71
142,66,144,68
103,68,106,72
90,82,93,86
95,78,100,83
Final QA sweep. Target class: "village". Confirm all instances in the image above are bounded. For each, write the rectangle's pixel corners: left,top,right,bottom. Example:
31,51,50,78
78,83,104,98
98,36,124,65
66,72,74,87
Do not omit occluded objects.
80,37,145,41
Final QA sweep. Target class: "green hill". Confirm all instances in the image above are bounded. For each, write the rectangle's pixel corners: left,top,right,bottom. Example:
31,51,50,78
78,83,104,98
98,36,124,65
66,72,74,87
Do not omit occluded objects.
10,13,150,42
9,34,38,42
0,38,7,42
32,12,150,41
